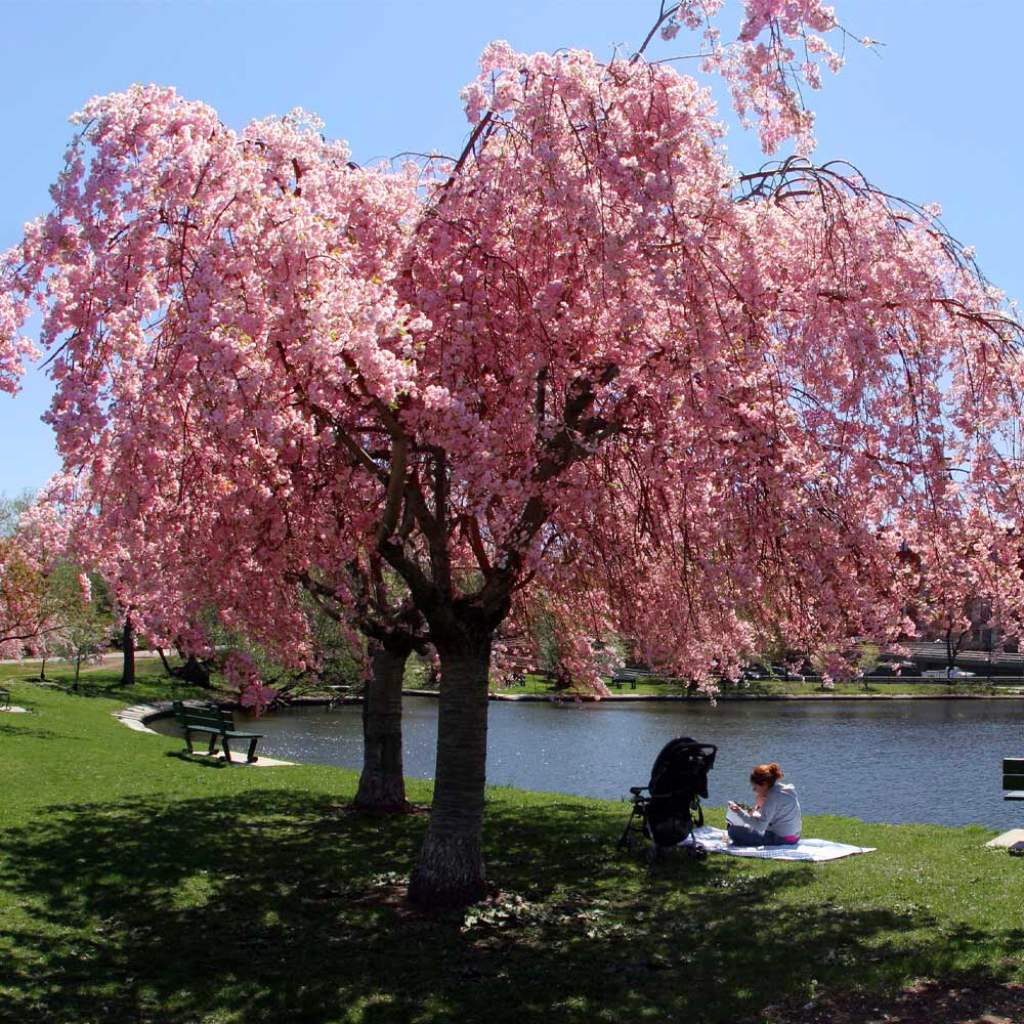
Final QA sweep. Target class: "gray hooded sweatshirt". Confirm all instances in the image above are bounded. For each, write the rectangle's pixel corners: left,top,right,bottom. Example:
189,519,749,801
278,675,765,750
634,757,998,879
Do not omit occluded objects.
733,782,802,837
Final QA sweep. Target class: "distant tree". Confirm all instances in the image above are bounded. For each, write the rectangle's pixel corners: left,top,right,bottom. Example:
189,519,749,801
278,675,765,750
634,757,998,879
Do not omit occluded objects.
0,536,47,656
0,490,69,659
900,510,1024,679
47,566,113,691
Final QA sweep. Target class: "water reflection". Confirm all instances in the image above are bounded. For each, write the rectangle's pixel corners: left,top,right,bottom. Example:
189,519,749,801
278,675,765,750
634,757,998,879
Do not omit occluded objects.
157,697,1024,830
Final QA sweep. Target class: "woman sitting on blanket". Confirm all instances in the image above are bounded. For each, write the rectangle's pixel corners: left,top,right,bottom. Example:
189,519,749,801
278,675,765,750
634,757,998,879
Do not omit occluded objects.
727,762,802,846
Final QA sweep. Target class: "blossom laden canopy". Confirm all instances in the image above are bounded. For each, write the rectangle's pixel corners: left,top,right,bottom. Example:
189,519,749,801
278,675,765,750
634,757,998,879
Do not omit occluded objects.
2,44,1024,683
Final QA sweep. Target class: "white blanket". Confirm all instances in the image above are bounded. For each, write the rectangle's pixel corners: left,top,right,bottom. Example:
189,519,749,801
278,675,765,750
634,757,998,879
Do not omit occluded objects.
682,825,875,861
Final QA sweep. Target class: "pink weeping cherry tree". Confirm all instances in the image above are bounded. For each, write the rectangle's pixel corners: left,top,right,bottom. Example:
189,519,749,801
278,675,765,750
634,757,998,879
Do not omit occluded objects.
5,1,1024,905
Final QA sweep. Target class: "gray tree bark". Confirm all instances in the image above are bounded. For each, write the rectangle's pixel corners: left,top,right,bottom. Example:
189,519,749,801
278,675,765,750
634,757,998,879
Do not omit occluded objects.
354,641,409,811
408,635,491,907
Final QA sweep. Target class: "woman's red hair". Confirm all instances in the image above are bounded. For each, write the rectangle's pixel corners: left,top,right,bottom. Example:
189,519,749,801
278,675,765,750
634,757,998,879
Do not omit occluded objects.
750,762,784,785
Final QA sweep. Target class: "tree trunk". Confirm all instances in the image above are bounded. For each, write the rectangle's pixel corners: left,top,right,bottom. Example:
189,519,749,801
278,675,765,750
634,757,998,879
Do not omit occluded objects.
179,654,211,687
156,646,211,687
354,641,409,811
38,655,47,682
408,634,492,908
73,652,81,692
156,646,174,677
121,616,136,686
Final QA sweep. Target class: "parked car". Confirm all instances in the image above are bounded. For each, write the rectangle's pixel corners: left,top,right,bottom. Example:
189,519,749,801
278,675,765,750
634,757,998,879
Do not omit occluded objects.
922,668,975,679
870,660,920,677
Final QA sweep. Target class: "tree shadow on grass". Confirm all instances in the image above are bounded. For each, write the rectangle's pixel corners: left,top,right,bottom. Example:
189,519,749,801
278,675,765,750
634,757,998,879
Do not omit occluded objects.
0,793,1020,1024
0,721,67,741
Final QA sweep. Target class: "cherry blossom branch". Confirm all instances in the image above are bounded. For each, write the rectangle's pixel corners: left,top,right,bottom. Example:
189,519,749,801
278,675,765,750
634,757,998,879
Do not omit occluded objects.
375,431,408,546
632,1,678,63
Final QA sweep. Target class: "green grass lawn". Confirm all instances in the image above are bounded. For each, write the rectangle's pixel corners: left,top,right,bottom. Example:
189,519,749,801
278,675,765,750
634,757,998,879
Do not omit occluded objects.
2,665,1024,1023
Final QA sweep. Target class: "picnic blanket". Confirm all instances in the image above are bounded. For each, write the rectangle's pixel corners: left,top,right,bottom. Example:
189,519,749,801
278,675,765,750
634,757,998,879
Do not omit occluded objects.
682,825,875,861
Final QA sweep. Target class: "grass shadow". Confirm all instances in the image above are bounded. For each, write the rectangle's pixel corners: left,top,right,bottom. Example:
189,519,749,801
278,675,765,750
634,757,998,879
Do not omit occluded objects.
1,791,1019,1023
163,749,234,769
0,721,67,741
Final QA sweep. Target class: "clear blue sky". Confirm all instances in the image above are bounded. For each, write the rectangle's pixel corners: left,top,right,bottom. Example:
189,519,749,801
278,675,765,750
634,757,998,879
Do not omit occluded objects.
2,0,1021,498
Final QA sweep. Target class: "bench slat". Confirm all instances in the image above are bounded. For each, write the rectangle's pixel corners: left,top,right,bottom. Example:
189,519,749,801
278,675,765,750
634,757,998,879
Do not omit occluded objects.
178,712,259,733
1004,775,1024,790
1003,758,1024,773
1005,791,1024,801
176,705,234,726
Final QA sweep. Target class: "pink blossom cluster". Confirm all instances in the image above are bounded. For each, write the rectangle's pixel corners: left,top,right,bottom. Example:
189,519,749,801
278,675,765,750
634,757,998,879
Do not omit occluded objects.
224,650,278,716
0,256,39,394
659,0,849,154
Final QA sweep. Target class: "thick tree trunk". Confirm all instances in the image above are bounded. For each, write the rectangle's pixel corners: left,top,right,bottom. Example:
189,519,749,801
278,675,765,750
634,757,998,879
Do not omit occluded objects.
38,655,47,681
121,616,136,686
156,646,212,687
408,634,492,908
354,642,409,811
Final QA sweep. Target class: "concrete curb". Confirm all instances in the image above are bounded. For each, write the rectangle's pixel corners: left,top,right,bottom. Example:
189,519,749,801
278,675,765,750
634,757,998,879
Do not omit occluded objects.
113,700,175,734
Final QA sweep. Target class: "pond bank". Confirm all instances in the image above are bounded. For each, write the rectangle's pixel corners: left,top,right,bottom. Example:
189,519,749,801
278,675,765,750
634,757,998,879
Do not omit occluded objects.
405,688,1024,702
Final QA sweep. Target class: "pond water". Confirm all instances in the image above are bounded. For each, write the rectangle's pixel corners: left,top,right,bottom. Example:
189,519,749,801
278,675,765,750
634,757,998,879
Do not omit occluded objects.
158,697,1024,830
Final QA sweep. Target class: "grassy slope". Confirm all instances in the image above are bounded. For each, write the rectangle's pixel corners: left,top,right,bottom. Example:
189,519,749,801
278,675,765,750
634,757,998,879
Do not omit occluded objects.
1,665,1023,1024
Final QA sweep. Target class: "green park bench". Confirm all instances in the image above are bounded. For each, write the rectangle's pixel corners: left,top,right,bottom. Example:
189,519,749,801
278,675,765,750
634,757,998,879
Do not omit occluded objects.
0,687,10,710
1002,758,1024,800
611,669,649,690
172,700,263,764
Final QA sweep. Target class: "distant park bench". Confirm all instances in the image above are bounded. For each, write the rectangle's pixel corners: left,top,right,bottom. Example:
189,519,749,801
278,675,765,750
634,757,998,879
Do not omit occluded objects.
1003,757,1024,801
610,669,651,690
172,700,263,764
0,687,10,710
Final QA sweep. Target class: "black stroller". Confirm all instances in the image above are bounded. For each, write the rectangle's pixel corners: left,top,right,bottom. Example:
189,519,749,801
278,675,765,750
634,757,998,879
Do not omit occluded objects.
618,737,717,859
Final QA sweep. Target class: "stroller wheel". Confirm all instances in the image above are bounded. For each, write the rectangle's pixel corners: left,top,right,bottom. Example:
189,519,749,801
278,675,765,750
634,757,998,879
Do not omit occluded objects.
685,842,708,861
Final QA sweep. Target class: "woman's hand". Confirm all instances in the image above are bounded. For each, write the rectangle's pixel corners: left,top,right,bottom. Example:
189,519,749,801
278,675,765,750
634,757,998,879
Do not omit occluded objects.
727,801,741,812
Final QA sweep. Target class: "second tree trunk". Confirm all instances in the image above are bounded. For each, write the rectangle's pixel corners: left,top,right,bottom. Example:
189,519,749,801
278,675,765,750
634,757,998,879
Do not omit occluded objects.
354,641,409,811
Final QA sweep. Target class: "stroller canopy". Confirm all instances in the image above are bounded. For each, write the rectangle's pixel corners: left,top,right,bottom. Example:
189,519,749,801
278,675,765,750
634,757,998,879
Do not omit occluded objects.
620,736,718,853
648,736,717,800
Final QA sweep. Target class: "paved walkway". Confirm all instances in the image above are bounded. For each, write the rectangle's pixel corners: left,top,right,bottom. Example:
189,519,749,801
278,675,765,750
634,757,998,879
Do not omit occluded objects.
0,651,162,666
